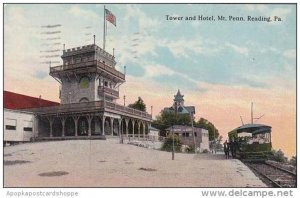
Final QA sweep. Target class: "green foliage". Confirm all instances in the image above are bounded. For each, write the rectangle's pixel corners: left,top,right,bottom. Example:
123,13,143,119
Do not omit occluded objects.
202,149,209,153
152,111,192,136
185,145,195,153
289,156,296,166
271,149,288,163
195,118,219,141
161,134,182,152
214,135,224,150
128,97,146,112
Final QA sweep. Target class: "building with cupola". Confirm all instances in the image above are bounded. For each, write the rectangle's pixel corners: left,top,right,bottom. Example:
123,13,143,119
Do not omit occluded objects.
162,90,209,152
163,89,195,115
25,44,152,140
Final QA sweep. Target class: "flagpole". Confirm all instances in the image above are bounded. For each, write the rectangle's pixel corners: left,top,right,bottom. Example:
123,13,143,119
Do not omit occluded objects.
103,5,106,50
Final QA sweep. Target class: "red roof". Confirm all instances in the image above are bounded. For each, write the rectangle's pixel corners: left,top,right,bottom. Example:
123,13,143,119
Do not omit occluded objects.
4,91,59,110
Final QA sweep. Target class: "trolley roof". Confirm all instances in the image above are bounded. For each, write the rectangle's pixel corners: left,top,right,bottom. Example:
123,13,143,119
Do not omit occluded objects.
228,124,272,135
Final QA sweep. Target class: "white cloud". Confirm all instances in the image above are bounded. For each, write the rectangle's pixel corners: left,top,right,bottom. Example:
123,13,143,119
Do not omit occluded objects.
160,37,250,58
67,5,100,20
124,5,161,32
244,4,292,21
190,20,201,28
4,6,42,77
160,37,205,58
270,8,292,20
144,64,175,77
283,49,296,60
225,43,249,56
244,5,268,12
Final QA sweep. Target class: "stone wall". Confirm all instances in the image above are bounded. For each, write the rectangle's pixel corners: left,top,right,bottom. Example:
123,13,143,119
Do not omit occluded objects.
60,76,97,104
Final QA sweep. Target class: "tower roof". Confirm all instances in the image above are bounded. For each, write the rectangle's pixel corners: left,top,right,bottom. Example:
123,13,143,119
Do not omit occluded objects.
174,89,184,101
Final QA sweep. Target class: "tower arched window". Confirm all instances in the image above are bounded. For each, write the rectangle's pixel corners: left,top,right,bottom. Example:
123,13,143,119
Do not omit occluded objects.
79,76,90,89
79,97,89,103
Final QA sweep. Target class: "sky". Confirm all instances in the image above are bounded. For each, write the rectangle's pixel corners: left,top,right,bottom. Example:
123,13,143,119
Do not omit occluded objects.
4,4,296,157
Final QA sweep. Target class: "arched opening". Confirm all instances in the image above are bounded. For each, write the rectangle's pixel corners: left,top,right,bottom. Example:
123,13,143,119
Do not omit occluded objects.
65,117,75,136
128,119,134,137
78,116,88,136
52,118,62,137
134,120,139,138
121,119,126,136
38,117,50,137
79,97,89,103
104,117,111,135
92,117,102,136
113,119,119,136
145,123,149,135
140,123,144,138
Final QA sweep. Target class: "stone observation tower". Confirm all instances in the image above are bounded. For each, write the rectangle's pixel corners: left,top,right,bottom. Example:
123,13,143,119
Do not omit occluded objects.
30,44,152,140
51,44,124,104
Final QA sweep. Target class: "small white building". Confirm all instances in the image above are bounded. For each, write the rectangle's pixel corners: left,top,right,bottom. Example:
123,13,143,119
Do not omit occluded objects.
166,125,210,152
199,129,209,152
4,109,35,144
4,91,59,145
148,126,160,141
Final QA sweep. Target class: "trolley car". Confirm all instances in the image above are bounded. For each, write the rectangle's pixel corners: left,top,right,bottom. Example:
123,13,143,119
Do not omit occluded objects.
228,124,272,161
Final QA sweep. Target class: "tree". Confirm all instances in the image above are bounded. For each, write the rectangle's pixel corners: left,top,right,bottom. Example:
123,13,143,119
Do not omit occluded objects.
272,149,288,163
290,156,296,166
195,117,219,141
161,134,182,152
152,111,192,136
128,97,146,112
215,135,223,150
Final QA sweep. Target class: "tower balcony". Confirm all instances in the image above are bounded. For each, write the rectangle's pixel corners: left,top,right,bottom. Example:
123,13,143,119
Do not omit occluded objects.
50,60,125,82
98,86,119,99
27,100,152,121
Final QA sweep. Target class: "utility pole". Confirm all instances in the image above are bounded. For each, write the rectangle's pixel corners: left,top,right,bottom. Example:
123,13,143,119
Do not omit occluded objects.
251,102,253,124
172,103,178,160
214,126,216,150
191,112,196,154
172,125,175,160
240,116,244,125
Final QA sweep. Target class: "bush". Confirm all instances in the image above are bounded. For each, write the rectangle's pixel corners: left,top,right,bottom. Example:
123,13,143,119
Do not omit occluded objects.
290,156,296,166
272,149,288,163
185,145,195,153
161,134,182,152
202,149,209,153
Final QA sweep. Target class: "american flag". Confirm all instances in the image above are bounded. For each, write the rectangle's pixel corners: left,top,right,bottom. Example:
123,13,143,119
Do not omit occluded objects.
105,9,116,26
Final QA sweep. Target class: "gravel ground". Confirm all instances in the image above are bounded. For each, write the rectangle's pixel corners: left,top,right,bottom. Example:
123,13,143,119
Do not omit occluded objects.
4,139,266,187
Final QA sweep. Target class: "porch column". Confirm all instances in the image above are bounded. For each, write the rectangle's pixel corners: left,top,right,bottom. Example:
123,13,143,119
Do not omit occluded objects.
118,119,122,136
102,115,106,136
72,116,79,137
138,121,141,139
60,117,66,137
132,120,135,139
86,115,93,137
125,119,129,137
148,123,151,135
34,114,39,140
47,117,54,137
110,117,114,136
143,122,145,138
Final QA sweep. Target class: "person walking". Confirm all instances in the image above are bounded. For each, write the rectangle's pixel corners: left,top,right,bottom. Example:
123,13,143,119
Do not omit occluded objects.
223,140,229,159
